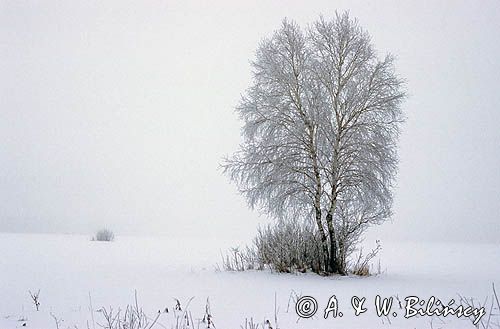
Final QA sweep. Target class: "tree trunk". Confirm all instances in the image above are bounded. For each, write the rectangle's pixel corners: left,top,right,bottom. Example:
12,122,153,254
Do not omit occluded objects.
314,205,329,273
325,210,339,274
326,205,346,275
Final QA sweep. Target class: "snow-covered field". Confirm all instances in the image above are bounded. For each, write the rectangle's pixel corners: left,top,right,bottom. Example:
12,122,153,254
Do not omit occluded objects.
0,233,498,329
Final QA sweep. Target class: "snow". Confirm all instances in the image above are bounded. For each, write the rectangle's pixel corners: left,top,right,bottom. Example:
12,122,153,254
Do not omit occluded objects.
0,233,498,329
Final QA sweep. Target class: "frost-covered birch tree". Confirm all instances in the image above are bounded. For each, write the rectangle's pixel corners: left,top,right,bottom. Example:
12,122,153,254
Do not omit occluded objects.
224,12,405,275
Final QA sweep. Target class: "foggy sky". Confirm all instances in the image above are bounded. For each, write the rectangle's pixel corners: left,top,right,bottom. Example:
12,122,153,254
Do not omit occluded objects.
1,0,499,243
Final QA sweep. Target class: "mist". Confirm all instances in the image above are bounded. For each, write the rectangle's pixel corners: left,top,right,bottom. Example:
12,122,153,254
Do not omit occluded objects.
1,0,499,243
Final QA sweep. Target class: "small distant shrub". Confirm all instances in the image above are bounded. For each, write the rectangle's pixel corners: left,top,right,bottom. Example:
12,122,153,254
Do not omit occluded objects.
93,229,115,242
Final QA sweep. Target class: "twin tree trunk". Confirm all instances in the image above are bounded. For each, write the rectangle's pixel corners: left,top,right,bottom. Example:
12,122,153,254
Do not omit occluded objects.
326,210,345,275
314,206,330,273
314,203,345,275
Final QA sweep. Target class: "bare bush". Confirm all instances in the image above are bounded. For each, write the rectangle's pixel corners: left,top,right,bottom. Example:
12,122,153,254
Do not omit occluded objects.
50,312,63,329
220,218,328,274
253,218,326,274
95,292,164,329
91,292,218,329
240,318,261,329
239,293,279,329
240,318,275,329
29,289,40,311
458,283,500,329
219,246,258,272
350,241,382,276
93,229,115,242
97,305,162,329
220,220,384,275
